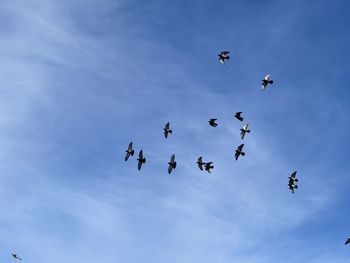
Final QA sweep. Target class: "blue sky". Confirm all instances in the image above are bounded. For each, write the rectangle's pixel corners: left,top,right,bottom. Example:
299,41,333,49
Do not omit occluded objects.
0,0,349,262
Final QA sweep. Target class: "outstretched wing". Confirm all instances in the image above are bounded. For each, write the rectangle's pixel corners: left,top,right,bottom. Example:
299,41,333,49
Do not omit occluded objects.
345,238,350,245
125,152,130,161
170,154,175,163
164,129,168,138
290,171,297,178
221,51,229,55
165,122,170,129
138,161,142,171
139,150,143,159
262,82,267,91
128,142,133,151
264,74,270,81
235,151,239,160
168,164,173,174
240,130,245,140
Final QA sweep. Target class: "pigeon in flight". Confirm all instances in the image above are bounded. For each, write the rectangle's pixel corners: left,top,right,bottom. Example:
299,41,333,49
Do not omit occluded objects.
288,171,298,194
218,51,230,64
168,154,177,174
262,74,274,91
240,124,250,139
204,162,214,173
235,144,245,160
12,253,22,261
209,118,218,127
345,238,350,245
197,157,206,171
164,122,172,139
234,112,244,122
125,142,135,161
137,150,146,171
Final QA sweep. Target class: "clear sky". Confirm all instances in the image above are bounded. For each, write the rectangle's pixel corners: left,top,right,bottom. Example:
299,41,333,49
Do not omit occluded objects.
0,0,350,262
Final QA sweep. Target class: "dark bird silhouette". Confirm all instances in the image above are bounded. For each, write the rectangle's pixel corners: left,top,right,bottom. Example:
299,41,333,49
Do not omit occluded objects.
12,253,22,261
137,150,146,171
204,162,214,173
197,157,206,171
218,51,230,64
209,118,218,127
240,124,250,139
235,144,245,160
168,154,177,174
234,112,244,122
345,238,350,245
262,74,274,91
164,122,172,139
288,171,298,194
125,142,134,161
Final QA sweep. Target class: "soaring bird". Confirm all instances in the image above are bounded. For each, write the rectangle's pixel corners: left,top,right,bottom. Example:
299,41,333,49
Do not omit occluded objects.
137,150,146,171
197,157,206,171
209,118,218,127
125,142,134,161
168,154,177,174
218,51,230,64
164,122,172,139
262,74,274,91
345,238,350,245
234,112,244,122
240,124,251,139
235,144,245,160
12,253,22,261
204,162,214,173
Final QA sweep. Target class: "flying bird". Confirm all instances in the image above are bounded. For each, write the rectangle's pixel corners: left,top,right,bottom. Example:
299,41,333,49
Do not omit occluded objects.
197,156,206,171
235,144,245,160
137,150,146,171
218,51,230,64
125,142,134,161
204,162,214,173
12,253,22,261
345,238,350,245
164,122,172,139
234,112,244,122
288,171,298,194
262,74,274,91
240,124,250,139
168,154,177,174
209,118,218,127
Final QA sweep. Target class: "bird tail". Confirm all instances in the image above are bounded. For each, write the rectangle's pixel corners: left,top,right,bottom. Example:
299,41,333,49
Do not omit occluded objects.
269,80,273,84
246,130,250,133
143,158,146,163
169,130,172,133
294,185,298,189
173,162,177,168
130,150,134,156
241,152,245,156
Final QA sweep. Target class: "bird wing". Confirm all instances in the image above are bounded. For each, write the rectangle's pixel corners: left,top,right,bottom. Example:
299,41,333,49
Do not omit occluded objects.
164,129,168,138
165,122,170,129
262,83,267,90
235,151,239,160
138,161,142,170
240,130,245,139
168,164,173,174
219,58,225,64
291,171,297,178
171,154,175,163
139,150,143,159
125,152,130,161
345,239,350,245
238,144,244,151
221,51,229,55
128,142,133,151
265,74,270,80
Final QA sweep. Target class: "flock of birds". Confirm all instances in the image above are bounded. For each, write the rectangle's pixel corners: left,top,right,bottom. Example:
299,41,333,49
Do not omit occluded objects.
124,51,296,186
123,50,350,248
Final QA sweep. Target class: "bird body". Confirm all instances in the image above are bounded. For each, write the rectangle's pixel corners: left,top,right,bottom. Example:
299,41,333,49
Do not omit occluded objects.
218,51,230,64
235,144,245,160
204,162,214,173
125,142,134,161
262,74,274,91
209,118,218,127
240,124,250,139
164,122,172,139
137,150,146,171
12,253,22,261
168,154,177,174
197,156,206,171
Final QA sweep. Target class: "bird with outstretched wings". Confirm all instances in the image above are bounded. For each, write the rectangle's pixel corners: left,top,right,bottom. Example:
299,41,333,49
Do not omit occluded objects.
125,142,134,161
168,154,177,174
137,150,146,171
